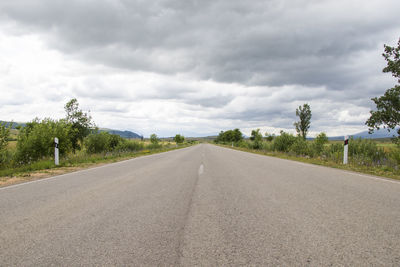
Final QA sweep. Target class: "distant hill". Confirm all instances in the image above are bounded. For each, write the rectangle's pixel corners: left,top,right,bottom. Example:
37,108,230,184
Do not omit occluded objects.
100,129,142,139
0,121,26,129
329,128,399,140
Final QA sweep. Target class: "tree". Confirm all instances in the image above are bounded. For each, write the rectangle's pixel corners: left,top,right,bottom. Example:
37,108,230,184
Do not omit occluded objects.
215,129,243,143
64,98,95,152
294,103,312,140
366,38,400,143
174,134,185,144
150,134,159,144
250,129,263,149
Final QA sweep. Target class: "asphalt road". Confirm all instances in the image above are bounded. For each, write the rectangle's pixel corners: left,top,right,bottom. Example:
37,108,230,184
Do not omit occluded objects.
0,144,399,266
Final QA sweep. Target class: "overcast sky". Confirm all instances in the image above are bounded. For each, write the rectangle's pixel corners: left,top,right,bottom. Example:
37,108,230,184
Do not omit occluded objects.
0,0,399,137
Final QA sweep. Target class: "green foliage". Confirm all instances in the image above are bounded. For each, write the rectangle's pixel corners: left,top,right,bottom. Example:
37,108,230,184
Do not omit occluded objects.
367,38,400,144
273,131,296,152
65,98,95,151
382,38,400,82
236,140,251,149
150,134,159,144
108,134,123,150
313,132,328,155
366,85,400,143
174,134,185,144
290,137,310,156
264,132,275,142
0,121,12,152
115,140,144,152
215,129,243,143
294,103,312,139
84,132,112,154
0,122,12,166
348,138,386,166
15,118,73,164
250,129,263,149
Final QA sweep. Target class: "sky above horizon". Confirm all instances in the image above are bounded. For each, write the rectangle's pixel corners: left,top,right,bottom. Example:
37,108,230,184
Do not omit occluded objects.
0,0,399,137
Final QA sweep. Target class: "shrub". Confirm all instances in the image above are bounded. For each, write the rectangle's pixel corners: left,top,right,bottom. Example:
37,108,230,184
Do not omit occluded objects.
108,134,123,150
290,137,311,156
84,132,111,154
250,129,263,149
273,131,296,152
0,121,11,152
174,134,185,144
260,140,273,151
115,140,144,152
236,140,251,149
146,142,162,150
264,132,275,142
150,134,159,145
313,132,328,155
349,138,386,166
15,118,73,164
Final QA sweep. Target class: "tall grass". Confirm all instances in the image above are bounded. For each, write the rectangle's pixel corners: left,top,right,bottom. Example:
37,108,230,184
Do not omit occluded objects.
220,136,400,177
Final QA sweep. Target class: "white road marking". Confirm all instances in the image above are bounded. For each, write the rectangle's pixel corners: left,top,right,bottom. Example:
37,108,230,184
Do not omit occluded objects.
198,164,204,175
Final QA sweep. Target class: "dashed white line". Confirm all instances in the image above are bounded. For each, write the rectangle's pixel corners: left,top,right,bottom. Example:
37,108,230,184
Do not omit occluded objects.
198,164,204,176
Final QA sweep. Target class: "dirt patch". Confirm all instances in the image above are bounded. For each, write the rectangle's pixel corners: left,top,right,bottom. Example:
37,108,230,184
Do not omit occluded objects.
0,164,106,188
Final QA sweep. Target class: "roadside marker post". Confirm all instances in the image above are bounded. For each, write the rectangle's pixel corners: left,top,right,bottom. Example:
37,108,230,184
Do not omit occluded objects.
343,135,348,164
55,137,59,166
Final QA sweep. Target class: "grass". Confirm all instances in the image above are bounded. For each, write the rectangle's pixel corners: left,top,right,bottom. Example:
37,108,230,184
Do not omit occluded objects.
0,144,193,183
216,143,400,181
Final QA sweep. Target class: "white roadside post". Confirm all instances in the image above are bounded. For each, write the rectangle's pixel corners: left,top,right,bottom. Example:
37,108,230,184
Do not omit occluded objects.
54,137,59,166
343,135,349,164
232,142,234,147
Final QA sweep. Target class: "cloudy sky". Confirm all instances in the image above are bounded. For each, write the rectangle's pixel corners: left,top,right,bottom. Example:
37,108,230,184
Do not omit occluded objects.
0,0,399,137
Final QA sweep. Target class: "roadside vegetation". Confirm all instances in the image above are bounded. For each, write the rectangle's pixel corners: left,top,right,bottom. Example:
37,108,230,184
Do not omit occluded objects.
0,99,193,179
215,129,400,179
215,38,400,179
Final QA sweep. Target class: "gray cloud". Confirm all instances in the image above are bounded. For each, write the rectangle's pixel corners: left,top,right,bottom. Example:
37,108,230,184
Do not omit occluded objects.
0,0,399,136
1,1,398,88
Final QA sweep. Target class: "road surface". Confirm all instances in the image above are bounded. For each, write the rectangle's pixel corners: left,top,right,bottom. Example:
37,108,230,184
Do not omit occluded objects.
0,144,399,266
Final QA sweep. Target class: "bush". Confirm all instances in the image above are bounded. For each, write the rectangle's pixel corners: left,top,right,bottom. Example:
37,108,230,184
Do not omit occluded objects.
313,132,328,155
15,118,73,164
236,140,251,149
273,131,296,152
349,138,386,166
174,134,185,144
115,140,144,152
84,132,112,154
150,134,159,145
250,129,263,149
0,121,11,152
146,142,162,150
108,134,123,150
290,137,311,156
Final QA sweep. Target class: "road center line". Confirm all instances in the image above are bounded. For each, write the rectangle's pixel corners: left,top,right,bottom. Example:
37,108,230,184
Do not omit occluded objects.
198,164,204,176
